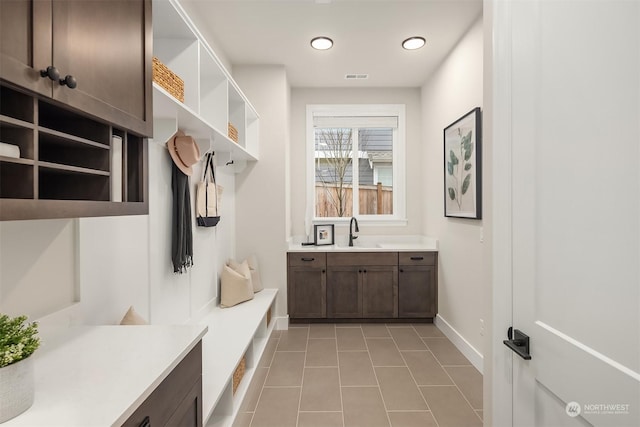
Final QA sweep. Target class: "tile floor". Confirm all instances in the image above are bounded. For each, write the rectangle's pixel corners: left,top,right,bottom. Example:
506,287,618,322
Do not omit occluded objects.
234,323,483,427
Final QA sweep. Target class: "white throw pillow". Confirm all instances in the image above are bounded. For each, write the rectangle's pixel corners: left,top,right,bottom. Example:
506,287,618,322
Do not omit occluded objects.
120,306,148,325
220,264,254,308
228,259,253,290
246,254,263,293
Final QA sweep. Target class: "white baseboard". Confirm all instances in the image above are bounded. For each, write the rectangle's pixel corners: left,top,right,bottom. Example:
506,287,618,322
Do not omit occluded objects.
435,314,484,374
275,315,289,330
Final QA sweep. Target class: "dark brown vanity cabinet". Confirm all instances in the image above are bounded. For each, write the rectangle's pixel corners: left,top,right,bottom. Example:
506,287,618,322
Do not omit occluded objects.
123,342,203,427
287,253,327,318
0,0,151,220
327,252,398,319
0,0,153,136
288,251,437,321
398,252,438,318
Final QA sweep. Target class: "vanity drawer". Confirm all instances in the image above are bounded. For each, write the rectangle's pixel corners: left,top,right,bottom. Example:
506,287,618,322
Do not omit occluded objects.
399,252,437,266
288,252,326,268
327,252,397,266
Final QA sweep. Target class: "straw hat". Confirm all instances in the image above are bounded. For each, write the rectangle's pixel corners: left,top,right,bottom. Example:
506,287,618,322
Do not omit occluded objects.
166,131,200,176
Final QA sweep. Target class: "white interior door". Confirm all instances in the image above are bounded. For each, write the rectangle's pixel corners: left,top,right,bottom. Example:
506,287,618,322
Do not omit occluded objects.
505,1,640,426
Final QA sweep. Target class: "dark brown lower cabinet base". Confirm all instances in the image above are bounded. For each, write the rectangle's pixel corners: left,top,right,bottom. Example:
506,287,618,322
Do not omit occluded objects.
288,251,438,323
122,341,203,427
289,318,435,324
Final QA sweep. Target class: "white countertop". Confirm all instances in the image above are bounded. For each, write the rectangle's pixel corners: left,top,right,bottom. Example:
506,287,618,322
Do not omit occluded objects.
288,235,438,252
4,324,207,427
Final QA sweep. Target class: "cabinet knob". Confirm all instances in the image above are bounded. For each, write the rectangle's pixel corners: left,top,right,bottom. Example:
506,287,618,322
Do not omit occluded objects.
322,269,326,274
40,66,60,82
400,268,404,273
358,269,362,273
363,269,367,273
60,75,77,89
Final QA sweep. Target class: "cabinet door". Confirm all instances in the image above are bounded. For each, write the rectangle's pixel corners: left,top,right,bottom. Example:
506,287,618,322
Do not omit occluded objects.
288,267,326,318
122,342,202,427
327,267,362,318
362,266,398,318
165,378,202,427
51,0,152,136
0,0,51,96
398,266,437,318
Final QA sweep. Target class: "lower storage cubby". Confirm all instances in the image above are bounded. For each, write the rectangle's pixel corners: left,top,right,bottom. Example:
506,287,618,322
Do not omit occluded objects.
232,355,246,395
39,167,110,201
126,134,145,202
0,161,33,198
39,131,110,172
0,122,34,159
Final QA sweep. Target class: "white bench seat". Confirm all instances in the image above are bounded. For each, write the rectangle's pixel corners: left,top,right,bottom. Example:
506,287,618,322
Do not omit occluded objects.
196,288,278,427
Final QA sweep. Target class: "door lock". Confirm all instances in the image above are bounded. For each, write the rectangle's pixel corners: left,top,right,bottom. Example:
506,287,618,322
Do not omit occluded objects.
503,327,531,360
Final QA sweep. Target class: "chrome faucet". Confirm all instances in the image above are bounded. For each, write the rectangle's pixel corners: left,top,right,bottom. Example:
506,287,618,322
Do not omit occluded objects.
349,217,359,247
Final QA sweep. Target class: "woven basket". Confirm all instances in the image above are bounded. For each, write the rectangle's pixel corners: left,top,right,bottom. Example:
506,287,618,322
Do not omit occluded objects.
228,123,239,143
152,57,184,103
232,355,246,394
266,305,272,326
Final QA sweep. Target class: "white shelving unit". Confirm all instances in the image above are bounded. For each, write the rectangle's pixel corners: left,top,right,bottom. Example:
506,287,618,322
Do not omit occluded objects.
152,0,259,161
195,289,278,427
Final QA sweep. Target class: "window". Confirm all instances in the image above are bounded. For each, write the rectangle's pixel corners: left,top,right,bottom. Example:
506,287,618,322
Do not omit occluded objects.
307,105,406,223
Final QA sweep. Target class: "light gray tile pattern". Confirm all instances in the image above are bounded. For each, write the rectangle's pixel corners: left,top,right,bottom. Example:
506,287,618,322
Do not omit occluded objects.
235,323,482,427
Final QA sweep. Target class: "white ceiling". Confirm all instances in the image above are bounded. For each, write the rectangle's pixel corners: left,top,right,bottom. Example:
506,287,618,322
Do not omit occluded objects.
182,0,482,88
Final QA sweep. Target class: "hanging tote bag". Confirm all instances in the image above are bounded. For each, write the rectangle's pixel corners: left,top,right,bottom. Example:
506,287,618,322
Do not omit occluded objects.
196,153,221,227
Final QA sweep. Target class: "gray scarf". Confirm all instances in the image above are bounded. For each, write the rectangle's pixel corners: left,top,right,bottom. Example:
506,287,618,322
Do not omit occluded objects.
171,162,193,273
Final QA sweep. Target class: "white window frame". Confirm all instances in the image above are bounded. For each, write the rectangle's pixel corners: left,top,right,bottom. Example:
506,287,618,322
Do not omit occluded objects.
306,104,407,226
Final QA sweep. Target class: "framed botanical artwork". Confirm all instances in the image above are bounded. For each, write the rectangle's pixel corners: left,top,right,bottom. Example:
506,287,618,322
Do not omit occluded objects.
444,107,482,219
314,224,335,246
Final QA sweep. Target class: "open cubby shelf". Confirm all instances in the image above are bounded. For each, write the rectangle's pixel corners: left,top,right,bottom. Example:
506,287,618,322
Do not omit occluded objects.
0,82,148,220
152,0,259,161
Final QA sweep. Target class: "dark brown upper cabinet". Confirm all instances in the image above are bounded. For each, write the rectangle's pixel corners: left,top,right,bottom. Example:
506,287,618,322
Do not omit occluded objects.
0,0,153,137
0,0,151,220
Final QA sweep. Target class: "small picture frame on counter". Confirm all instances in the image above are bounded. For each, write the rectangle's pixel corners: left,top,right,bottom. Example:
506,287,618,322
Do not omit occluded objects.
314,224,335,246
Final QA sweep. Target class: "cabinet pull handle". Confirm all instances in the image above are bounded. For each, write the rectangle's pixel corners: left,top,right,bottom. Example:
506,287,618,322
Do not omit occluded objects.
40,66,60,82
60,74,77,89
139,416,151,427
410,256,424,261
301,257,315,262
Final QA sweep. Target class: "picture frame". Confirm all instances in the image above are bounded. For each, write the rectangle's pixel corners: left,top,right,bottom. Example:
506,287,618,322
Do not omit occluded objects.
444,107,482,219
314,224,335,246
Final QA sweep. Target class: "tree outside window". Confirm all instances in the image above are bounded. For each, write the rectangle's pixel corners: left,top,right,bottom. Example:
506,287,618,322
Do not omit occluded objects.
314,127,393,217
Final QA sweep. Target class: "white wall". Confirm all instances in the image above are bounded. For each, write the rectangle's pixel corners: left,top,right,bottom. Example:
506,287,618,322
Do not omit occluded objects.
290,87,423,238
422,17,485,355
147,139,236,325
232,65,290,317
78,215,149,324
0,219,78,319
0,138,237,326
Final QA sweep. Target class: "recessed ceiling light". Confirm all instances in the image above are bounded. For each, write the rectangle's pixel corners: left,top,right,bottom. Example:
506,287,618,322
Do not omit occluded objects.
402,36,426,50
311,36,333,50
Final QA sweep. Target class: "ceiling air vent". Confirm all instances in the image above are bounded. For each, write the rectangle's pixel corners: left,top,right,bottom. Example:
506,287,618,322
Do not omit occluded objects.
345,74,369,80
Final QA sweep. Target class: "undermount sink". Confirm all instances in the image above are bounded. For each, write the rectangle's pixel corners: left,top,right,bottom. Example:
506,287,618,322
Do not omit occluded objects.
335,242,381,249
